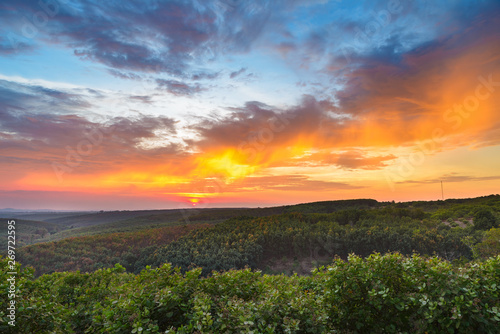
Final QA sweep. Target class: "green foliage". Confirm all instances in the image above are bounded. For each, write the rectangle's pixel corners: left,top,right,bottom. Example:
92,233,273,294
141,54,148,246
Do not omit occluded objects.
17,224,208,276
0,219,61,248
4,195,500,333
312,253,500,333
1,254,499,333
150,210,472,275
475,228,500,258
283,198,380,214
14,195,500,278
473,208,499,230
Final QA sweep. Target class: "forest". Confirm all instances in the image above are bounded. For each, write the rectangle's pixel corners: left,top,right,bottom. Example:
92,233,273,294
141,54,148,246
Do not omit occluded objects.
1,195,500,333
15,195,500,276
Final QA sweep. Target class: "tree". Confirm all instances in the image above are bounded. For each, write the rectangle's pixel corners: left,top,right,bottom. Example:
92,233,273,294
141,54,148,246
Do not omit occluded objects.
475,228,500,258
473,208,498,230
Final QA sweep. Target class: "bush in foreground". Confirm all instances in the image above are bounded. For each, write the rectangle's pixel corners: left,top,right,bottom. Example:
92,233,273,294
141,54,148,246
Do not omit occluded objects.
1,253,499,333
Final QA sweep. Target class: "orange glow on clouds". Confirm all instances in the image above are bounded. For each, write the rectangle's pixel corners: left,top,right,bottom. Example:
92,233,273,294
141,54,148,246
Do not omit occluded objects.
193,149,256,180
1,7,499,210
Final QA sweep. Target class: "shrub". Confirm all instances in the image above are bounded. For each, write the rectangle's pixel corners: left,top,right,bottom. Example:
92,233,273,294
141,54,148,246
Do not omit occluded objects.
473,209,498,230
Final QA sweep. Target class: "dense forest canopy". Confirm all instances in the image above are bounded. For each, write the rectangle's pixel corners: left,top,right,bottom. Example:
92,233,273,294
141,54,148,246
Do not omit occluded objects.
11,195,500,277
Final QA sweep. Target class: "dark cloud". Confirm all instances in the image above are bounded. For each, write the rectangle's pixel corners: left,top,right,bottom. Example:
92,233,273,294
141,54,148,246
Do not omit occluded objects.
65,1,220,75
231,174,363,192
398,174,500,185
229,67,246,79
0,36,35,55
156,79,203,96
191,95,336,151
281,151,397,170
0,109,176,151
191,71,220,80
0,79,180,174
0,80,92,113
108,70,142,80
129,95,154,104
335,152,396,170
275,42,296,57
327,6,500,148
0,110,180,175
0,0,275,77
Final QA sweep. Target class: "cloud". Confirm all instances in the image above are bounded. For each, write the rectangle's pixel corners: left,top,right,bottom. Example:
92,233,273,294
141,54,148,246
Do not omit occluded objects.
0,0,276,78
232,174,364,192
191,95,335,150
185,95,398,171
0,36,35,55
188,3,500,169
0,0,499,207
191,71,220,80
181,174,363,194
0,80,180,179
0,112,184,193
65,1,220,76
107,70,142,80
329,6,500,148
186,93,412,171
0,79,92,114
129,95,154,104
283,151,397,170
335,152,396,169
229,67,246,79
398,174,500,185
156,79,203,96
0,110,178,157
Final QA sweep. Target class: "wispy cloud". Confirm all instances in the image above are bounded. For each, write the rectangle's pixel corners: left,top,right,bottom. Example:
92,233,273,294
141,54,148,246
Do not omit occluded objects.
230,68,247,79
156,79,204,96
231,174,364,192
398,174,500,185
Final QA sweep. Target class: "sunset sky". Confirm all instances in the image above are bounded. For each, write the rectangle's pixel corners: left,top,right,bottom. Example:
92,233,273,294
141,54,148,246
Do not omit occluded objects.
1,0,500,210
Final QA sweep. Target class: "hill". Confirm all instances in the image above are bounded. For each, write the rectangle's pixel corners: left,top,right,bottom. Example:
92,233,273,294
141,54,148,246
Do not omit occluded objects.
0,218,62,248
14,195,500,277
4,198,384,246
17,224,208,275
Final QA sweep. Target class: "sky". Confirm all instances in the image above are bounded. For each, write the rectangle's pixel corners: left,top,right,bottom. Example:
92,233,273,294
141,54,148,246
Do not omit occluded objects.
0,0,499,210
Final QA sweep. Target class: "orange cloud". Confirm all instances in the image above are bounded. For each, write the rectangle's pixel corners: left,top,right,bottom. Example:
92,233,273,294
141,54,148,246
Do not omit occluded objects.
1,10,499,208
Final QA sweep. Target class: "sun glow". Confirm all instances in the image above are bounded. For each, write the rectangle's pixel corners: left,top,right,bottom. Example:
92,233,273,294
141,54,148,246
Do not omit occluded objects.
194,149,256,179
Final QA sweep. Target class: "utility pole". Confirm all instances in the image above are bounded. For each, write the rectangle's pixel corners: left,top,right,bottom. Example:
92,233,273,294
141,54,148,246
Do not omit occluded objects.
441,181,444,200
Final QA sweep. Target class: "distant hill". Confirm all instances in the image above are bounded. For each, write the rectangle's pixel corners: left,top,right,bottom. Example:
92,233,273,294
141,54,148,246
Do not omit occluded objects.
0,218,62,248
17,223,208,276
12,194,500,277
0,208,19,212
4,195,499,248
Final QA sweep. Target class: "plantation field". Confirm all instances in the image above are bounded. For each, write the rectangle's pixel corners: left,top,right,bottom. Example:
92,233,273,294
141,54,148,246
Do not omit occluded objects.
1,198,383,246
0,219,62,248
10,195,500,278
